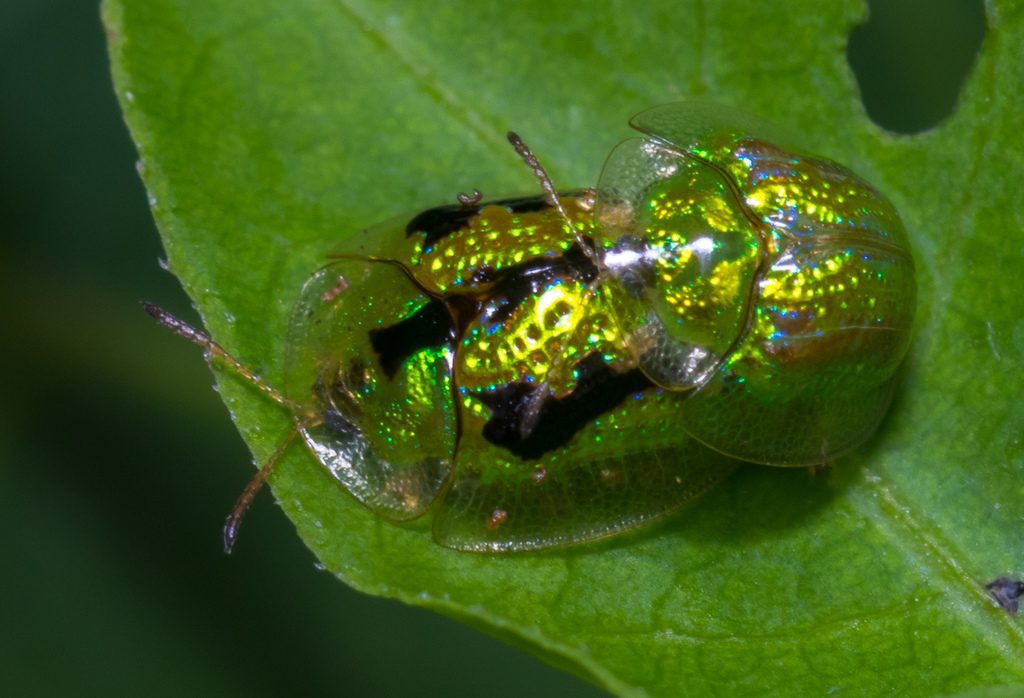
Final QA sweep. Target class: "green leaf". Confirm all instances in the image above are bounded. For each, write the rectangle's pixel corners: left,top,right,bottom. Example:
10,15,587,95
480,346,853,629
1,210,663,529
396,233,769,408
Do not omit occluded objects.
105,0,1024,694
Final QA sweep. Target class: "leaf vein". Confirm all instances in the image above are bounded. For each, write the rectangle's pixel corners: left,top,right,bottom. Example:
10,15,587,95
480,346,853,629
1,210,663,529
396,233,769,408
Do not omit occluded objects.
326,0,518,166
860,473,1024,663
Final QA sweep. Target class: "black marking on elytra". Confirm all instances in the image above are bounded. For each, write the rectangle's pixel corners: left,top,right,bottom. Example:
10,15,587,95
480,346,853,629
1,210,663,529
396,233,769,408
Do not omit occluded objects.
406,191,587,251
481,242,599,327
363,240,597,378
442,294,485,339
475,353,653,460
363,240,603,383
470,266,500,285
369,299,456,380
406,205,480,251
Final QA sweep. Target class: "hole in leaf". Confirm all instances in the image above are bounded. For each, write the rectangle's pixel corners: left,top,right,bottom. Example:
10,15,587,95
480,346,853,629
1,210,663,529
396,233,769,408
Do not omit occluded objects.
847,0,986,134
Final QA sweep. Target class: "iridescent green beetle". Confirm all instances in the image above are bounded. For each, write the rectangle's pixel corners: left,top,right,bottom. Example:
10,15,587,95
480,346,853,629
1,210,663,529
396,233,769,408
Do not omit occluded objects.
148,102,916,553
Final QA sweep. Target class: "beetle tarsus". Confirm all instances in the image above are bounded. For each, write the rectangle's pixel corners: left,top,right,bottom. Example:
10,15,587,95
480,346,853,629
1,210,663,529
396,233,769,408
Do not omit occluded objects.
222,428,300,554
808,461,833,476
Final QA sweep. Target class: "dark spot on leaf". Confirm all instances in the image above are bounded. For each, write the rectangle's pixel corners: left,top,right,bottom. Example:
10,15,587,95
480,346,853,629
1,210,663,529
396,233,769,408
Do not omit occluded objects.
986,576,1024,615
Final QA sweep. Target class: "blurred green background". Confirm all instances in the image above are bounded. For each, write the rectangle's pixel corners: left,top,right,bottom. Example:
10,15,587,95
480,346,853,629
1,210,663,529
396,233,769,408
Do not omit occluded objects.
0,0,985,695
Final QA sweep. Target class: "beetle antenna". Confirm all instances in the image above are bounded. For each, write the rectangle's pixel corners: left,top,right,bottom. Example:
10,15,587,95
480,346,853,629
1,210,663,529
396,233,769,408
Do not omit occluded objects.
141,302,294,408
506,131,600,266
223,427,301,553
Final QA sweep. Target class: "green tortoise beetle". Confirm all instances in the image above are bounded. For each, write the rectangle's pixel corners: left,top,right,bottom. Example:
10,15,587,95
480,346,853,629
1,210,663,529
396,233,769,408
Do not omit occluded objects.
147,102,916,553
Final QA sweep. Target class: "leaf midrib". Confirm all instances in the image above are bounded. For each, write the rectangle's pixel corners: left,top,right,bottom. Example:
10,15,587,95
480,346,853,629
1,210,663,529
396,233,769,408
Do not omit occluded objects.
858,473,1024,663
327,0,520,168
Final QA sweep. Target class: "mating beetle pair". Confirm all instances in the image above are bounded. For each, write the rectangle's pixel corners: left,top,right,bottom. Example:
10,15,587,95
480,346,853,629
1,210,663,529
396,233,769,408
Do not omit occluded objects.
149,102,916,553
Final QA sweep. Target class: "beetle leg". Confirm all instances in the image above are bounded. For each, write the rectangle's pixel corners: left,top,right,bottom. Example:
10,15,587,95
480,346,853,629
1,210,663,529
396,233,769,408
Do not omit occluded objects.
142,302,319,552
223,426,303,553
808,461,834,476
517,380,551,439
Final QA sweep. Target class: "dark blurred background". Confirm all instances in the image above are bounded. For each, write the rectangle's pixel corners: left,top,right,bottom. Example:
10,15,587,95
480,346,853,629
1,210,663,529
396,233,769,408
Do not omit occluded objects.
0,1,984,695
